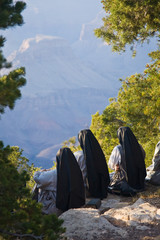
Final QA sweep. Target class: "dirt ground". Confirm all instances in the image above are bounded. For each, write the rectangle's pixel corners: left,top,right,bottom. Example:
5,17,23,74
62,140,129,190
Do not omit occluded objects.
114,182,160,240
106,217,160,240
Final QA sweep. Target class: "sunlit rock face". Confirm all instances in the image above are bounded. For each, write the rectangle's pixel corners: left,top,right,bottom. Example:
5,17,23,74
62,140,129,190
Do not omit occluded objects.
59,196,160,240
7,35,114,97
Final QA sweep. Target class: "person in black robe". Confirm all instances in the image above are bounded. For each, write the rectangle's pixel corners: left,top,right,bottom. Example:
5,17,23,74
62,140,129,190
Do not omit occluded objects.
56,147,85,212
117,126,146,190
108,127,146,196
77,129,110,199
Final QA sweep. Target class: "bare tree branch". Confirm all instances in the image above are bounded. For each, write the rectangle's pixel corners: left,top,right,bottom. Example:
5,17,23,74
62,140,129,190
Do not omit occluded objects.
0,229,43,240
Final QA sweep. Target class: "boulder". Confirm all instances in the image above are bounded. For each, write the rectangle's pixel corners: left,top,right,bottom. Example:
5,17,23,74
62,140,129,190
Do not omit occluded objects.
59,195,160,240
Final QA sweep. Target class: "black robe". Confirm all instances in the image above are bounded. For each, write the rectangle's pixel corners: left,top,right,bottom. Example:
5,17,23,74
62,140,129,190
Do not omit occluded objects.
56,147,85,212
117,127,146,190
78,129,110,199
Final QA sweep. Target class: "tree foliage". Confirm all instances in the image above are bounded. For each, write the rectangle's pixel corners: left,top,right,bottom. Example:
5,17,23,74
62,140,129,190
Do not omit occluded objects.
95,0,160,52
0,142,65,240
62,136,81,153
91,0,160,168
0,0,26,29
8,146,41,190
0,67,26,114
91,51,160,167
0,1,65,239
0,0,26,115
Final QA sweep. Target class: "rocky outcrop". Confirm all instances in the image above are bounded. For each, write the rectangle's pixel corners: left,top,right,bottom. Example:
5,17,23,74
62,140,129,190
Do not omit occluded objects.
59,194,160,240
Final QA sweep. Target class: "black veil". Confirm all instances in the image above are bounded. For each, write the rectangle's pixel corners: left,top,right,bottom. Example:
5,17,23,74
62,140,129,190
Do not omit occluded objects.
56,147,85,212
78,129,110,199
117,127,146,190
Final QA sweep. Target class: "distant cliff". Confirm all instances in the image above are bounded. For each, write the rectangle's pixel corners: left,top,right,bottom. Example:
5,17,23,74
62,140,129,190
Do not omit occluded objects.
0,35,115,168
1,12,156,168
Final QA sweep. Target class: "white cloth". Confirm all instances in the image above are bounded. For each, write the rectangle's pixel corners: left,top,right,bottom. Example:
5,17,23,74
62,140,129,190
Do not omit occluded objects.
146,141,160,180
33,169,61,215
74,150,87,187
108,145,122,170
153,141,160,157
34,169,57,190
152,141,160,167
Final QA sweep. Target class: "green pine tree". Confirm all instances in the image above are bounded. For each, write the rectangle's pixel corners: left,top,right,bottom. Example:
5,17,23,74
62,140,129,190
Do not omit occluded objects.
91,0,160,167
91,52,160,167
95,0,160,53
0,1,65,239
0,0,26,114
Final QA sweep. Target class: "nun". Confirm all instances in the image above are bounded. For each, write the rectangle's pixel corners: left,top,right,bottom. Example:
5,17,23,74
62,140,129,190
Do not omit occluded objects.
108,126,146,193
56,147,85,211
33,147,85,215
74,129,110,199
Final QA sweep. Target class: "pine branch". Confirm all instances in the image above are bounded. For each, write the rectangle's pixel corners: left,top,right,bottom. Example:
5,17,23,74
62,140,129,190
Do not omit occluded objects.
0,229,43,240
